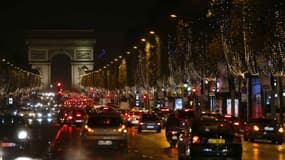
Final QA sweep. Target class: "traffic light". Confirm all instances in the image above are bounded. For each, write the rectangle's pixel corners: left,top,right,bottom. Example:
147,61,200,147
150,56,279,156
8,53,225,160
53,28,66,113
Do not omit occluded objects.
57,82,62,87
142,94,148,101
56,82,63,92
192,88,197,93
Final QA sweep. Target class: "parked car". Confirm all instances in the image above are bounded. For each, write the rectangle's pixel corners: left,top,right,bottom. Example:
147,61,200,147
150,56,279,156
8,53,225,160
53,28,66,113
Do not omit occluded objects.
243,117,284,144
137,113,161,133
80,111,128,149
178,117,242,160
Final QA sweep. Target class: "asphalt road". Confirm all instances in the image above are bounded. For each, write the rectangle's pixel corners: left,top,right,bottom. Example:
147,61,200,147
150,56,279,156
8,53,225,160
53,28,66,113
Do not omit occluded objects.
1,123,284,160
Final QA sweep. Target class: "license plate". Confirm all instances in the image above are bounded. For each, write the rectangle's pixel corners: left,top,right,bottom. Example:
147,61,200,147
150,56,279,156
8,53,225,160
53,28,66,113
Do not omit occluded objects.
146,125,154,128
0,142,16,147
172,136,178,140
208,138,225,144
98,140,112,145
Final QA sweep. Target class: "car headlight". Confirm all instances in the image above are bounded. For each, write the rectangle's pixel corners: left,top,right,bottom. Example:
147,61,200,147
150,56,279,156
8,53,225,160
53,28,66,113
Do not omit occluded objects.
278,127,284,133
18,130,28,139
253,125,259,131
37,113,42,117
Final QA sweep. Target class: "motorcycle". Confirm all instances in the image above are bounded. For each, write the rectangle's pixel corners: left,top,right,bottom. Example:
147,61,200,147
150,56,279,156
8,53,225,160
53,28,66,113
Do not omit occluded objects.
166,127,180,148
178,128,191,160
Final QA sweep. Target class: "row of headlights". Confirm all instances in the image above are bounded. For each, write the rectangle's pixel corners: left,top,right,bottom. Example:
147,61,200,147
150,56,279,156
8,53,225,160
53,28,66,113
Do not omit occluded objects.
253,125,284,133
19,112,52,117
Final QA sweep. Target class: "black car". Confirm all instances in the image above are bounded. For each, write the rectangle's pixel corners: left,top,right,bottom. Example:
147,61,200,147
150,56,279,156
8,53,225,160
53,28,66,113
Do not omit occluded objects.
223,114,243,133
199,111,223,120
178,117,242,160
243,117,284,144
0,114,31,158
137,113,161,133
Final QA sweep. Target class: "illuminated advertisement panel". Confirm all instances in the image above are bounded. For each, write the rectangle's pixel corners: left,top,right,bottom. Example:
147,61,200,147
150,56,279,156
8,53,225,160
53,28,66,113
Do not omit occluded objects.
175,98,183,110
251,77,262,118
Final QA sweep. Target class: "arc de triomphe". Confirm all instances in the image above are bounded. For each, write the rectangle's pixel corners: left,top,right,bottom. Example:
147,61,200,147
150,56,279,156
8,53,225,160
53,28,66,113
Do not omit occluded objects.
26,29,96,91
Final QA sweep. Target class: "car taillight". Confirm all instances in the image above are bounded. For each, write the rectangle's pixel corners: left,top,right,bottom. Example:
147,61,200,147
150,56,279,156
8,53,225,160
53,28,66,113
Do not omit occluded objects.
253,125,260,131
76,113,82,117
192,136,200,144
139,122,144,125
118,125,127,133
84,125,94,133
68,115,73,120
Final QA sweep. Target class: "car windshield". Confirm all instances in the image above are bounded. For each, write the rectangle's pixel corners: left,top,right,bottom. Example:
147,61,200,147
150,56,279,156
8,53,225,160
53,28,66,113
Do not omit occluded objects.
87,116,122,127
251,118,277,125
192,120,234,136
0,115,26,126
141,114,159,121
178,110,196,119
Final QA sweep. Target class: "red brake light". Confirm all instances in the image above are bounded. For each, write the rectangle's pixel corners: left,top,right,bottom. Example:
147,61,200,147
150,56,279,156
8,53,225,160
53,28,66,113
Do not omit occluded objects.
233,122,240,126
76,113,82,117
224,114,232,118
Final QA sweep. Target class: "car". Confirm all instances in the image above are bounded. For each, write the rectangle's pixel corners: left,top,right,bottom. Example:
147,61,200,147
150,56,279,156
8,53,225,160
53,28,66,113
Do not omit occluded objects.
35,108,54,123
0,114,31,159
126,111,142,126
69,108,87,126
178,117,242,160
137,113,161,133
223,114,243,133
17,107,36,120
199,111,223,120
176,109,197,131
80,111,128,149
243,117,284,144
57,108,72,125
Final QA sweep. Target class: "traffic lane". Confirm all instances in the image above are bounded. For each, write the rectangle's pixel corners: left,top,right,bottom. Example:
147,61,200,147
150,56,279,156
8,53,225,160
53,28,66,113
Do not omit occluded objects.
48,125,128,160
242,140,285,160
45,124,285,160
47,125,177,160
129,127,177,160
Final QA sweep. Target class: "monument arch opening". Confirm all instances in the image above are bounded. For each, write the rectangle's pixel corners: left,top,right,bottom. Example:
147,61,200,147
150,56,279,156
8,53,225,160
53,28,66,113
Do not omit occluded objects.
51,54,71,90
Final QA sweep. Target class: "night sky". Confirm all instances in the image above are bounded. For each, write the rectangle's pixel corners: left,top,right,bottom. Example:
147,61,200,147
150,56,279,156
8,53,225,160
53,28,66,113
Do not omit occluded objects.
0,0,166,68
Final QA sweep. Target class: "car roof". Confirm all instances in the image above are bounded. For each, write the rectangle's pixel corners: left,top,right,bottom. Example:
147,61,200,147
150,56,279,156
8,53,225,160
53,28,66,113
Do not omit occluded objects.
91,111,122,117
